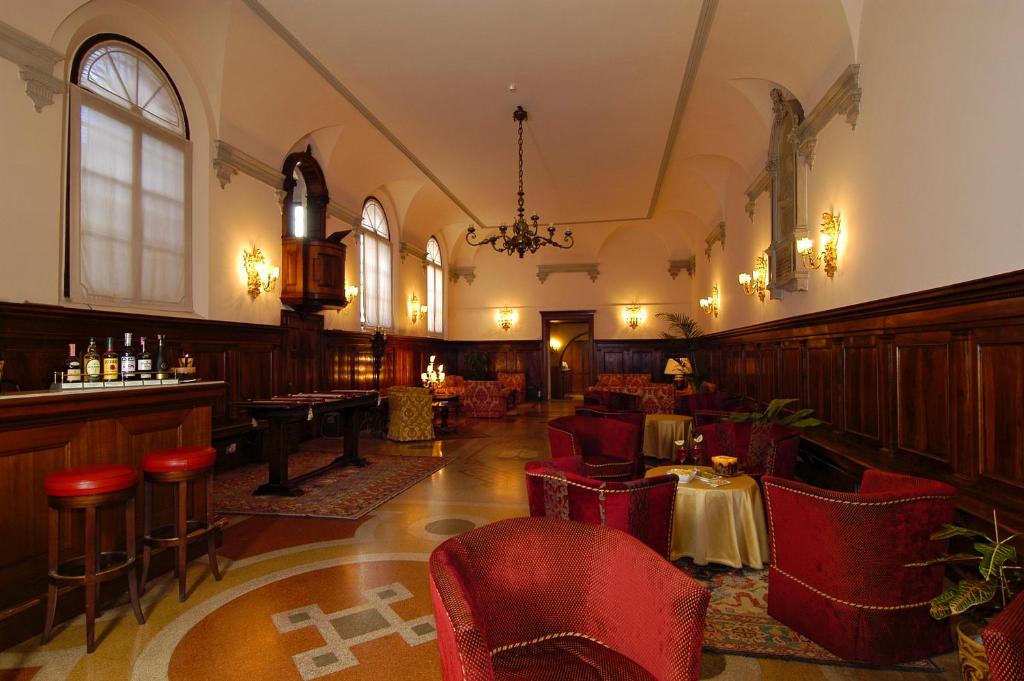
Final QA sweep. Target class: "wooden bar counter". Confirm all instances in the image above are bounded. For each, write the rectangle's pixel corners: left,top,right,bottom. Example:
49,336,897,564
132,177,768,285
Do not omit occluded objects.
0,381,226,637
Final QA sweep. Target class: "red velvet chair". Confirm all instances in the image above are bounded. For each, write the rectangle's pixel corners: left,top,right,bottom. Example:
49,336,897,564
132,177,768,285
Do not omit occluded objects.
525,456,677,557
574,405,646,454
676,391,720,416
583,389,640,411
548,415,643,480
696,420,800,479
429,516,710,681
763,471,957,665
984,591,1024,681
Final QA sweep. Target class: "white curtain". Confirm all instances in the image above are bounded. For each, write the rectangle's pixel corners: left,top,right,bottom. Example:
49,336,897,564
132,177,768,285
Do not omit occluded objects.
360,232,392,328
427,261,442,333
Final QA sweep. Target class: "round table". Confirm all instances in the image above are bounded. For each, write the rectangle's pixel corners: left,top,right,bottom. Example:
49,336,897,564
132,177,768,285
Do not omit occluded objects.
646,465,769,568
642,414,693,460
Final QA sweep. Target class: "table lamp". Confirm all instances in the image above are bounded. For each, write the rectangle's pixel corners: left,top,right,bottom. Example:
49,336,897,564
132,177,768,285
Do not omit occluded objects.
664,358,693,388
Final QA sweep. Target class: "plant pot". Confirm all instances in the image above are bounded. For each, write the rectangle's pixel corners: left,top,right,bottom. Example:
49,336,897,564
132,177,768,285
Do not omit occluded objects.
955,617,990,681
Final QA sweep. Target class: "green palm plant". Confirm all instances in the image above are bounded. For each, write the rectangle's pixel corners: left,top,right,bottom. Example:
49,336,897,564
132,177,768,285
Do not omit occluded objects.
656,312,705,387
727,398,824,428
907,511,1021,620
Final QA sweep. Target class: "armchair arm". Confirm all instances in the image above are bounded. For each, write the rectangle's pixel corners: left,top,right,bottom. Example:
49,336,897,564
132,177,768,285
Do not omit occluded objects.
429,555,496,681
984,591,1024,681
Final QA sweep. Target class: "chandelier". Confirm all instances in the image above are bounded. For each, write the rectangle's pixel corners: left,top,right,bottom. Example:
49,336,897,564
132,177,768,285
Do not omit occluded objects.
421,355,445,390
466,106,574,258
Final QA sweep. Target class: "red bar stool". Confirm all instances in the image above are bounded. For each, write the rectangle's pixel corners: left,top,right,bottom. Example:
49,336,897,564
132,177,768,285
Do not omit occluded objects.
42,464,145,653
140,445,222,602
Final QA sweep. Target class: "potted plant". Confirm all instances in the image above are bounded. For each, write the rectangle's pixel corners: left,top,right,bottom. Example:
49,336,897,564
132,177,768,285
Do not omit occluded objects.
463,350,490,381
727,398,824,428
907,511,1022,679
656,312,706,389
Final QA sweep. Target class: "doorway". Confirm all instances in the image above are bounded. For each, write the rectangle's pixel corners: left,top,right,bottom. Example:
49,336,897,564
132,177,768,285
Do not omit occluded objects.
540,310,595,401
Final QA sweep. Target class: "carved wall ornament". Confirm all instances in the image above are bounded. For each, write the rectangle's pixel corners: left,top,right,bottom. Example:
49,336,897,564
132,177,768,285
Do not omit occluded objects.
0,21,65,112
668,256,696,279
704,222,726,261
450,266,476,285
536,263,600,284
744,170,770,222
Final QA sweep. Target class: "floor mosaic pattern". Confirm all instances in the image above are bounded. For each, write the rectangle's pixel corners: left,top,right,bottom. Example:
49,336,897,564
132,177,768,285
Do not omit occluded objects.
0,401,961,680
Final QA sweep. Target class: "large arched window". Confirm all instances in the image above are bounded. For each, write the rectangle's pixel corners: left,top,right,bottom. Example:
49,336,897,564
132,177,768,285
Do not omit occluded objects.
425,237,443,334
359,198,392,328
66,37,191,309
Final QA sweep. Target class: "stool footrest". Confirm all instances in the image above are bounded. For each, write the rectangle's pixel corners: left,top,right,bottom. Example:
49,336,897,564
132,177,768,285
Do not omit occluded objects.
49,551,136,583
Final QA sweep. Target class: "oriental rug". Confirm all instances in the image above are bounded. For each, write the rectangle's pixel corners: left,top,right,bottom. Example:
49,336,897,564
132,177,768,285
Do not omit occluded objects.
680,561,943,673
215,448,451,520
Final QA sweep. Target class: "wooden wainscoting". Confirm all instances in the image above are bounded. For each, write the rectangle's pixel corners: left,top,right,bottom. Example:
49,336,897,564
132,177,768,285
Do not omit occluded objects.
693,270,1024,531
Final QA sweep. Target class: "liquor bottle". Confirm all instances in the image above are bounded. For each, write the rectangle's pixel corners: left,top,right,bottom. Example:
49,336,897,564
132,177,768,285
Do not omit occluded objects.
102,337,120,381
137,337,153,379
84,337,102,382
64,343,82,383
120,332,137,380
155,334,170,379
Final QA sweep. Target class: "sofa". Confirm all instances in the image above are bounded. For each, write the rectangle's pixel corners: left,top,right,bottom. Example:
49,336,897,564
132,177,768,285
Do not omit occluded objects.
462,380,510,418
496,371,526,405
582,373,675,414
436,374,465,398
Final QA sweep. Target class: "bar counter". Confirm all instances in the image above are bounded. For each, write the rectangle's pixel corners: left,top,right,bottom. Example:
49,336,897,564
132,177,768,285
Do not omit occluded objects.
0,380,226,623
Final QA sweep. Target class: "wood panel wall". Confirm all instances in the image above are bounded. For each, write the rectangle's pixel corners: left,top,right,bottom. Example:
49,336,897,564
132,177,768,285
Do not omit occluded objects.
692,270,1024,531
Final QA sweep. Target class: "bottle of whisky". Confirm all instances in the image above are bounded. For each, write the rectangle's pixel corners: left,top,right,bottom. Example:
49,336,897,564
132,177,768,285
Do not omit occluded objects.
64,343,82,383
102,337,120,381
120,332,137,380
137,337,153,380
84,337,102,383
155,334,170,379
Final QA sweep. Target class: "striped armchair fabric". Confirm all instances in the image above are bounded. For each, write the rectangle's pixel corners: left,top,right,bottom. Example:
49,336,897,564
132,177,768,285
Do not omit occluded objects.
387,386,435,441
462,380,509,418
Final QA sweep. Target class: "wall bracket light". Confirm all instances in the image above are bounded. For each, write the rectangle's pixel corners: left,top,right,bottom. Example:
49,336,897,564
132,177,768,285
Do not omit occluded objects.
409,294,428,324
497,307,515,331
624,302,644,330
699,285,720,318
797,211,842,278
242,244,279,300
738,255,768,302
345,285,359,305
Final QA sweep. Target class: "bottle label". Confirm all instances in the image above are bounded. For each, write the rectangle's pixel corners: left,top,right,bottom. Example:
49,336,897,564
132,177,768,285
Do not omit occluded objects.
103,358,119,378
86,359,101,377
138,359,152,371
122,358,137,373
66,368,82,381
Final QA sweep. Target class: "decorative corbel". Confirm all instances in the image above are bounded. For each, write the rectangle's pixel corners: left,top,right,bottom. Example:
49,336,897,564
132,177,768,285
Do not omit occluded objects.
667,256,696,280
450,266,476,285
0,22,65,112
704,222,726,261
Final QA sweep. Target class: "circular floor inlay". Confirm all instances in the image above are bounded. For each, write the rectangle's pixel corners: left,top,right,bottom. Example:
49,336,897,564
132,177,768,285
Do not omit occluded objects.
423,518,476,535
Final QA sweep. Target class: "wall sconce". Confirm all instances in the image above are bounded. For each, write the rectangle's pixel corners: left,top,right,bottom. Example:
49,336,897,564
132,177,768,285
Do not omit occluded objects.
497,307,515,331
242,244,279,300
797,211,842,278
549,337,562,351
345,285,359,305
699,285,720,317
738,255,768,302
624,302,645,330
409,294,428,324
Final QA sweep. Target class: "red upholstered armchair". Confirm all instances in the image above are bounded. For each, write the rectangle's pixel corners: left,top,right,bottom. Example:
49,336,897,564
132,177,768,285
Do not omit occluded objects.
984,591,1024,681
429,517,710,681
696,420,800,479
525,456,677,557
548,415,643,480
496,371,525,405
763,471,957,665
575,405,646,455
462,380,510,418
582,389,640,411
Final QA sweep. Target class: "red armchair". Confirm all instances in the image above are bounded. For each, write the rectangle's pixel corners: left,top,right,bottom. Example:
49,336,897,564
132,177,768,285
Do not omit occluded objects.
429,516,710,681
548,415,643,480
525,456,677,557
583,389,640,411
696,420,800,479
462,380,510,418
763,471,957,665
496,371,525,405
984,591,1024,681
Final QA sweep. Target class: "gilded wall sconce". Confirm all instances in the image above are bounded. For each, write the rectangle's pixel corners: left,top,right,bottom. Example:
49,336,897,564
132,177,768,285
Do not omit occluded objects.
409,294,428,324
242,244,279,299
738,255,768,302
497,307,515,331
345,285,359,305
624,302,644,330
699,285,720,317
797,211,842,278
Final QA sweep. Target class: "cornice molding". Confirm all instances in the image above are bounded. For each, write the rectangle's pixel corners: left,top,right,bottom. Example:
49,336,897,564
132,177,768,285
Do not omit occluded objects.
449,266,476,285
327,201,359,225
537,263,600,284
668,256,696,279
704,222,726,261
792,63,861,168
744,170,770,221
0,21,65,112
399,241,426,264
645,0,719,217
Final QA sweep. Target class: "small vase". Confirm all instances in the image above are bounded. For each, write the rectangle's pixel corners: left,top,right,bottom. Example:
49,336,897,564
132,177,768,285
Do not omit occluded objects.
955,618,990,681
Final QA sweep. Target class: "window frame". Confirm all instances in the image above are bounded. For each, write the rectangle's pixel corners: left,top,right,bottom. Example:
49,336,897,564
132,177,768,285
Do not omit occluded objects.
358,197,393,329
425,236,443,335
65,35,193,311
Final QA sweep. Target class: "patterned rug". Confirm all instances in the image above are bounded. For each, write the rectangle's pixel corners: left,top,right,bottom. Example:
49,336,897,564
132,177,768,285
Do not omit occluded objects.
215,449,451,520
680,560,942,673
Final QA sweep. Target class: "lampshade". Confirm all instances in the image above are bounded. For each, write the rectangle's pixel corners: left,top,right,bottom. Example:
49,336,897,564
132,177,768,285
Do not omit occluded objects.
664,358,693,376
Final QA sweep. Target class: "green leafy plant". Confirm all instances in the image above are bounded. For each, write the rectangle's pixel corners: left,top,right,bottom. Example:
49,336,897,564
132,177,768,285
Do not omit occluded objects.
907,511,1021,620
656,312,707,388
463,350,490,381
727,398,824,428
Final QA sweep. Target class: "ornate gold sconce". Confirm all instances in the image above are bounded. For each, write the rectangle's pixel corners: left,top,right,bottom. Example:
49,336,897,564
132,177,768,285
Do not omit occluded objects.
242,245,279,300
409,294,428,324
497,307,515,331
738,255,768,302
624,302,644,330
699,285,720,317
797,211,842,278
345,285,359,305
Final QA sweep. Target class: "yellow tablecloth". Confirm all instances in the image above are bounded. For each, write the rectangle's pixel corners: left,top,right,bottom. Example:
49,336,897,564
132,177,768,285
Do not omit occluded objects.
646,465,769,568
642,414,693,460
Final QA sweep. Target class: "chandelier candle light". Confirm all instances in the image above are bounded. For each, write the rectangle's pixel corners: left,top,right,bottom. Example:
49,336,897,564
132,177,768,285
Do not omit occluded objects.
465,106,574,258
497,307,515,331
242,244,279,299
699,285,720,317
738,255,768,302
421,355,445,390
797,211,842,278
624,303,644,330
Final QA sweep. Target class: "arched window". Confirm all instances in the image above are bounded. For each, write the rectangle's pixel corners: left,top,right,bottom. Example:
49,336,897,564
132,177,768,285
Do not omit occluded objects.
66,37,191,309
425,237,443,334
359,198,392,328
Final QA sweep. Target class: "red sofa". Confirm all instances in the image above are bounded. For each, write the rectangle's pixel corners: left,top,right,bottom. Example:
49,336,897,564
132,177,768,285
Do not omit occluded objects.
429,516,710,681
525,456,677,557
763,471,957,665
984,591,1024,681
696,420,800,479
496,371,525,405
583,373,675,414
547,415,643,480
462,380,510,418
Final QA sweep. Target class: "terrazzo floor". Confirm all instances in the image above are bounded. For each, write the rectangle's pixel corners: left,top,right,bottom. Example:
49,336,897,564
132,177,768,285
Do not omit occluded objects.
0,400,960,680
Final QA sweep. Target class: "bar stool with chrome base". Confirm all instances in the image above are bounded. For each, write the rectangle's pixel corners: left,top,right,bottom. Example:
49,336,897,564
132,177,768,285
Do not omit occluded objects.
42,464,145,653
140,445,222,602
